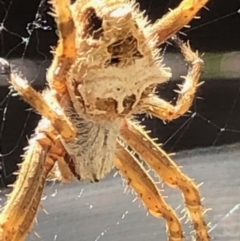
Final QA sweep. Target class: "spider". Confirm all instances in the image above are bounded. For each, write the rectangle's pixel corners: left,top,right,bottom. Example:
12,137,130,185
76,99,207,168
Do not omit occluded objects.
0,0,211,240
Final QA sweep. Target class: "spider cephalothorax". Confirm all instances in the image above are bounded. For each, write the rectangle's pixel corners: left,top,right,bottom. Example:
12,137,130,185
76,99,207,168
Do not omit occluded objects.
0,0,211,241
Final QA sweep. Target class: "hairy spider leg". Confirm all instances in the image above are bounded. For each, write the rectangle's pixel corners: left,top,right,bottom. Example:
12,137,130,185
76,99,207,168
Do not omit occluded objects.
120,120,210,241
139,39,204,121
47,0,76,95
150,0,210,45
115,142,184,241
0,123,67,241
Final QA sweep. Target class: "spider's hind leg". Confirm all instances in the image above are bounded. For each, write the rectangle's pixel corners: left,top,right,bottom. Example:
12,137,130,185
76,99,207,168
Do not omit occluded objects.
120,120,210,241
139,38,204,122
47,0,76,95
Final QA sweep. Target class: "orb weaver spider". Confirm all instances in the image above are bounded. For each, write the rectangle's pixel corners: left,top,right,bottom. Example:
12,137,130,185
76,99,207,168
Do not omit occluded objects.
0,0,210,240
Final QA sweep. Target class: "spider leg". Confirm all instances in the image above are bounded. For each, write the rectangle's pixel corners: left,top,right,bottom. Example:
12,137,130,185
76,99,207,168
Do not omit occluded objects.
0,58,76,141
47,0,76,95
150,0,210,45
139,38,203,121
0,122,67,241
115,142,184,241
48,155,75,183
120,120,210,241
9,73,76,140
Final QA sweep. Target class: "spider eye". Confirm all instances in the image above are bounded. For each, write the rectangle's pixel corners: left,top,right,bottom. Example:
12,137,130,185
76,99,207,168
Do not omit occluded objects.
82,7,103,40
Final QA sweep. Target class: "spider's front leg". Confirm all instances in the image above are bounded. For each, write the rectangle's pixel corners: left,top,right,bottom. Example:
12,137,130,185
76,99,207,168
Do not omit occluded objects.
0,59,76,241
2,58,76,141
121,120,210,241
115,143,184,241
139,38,203,121
0,122,66,241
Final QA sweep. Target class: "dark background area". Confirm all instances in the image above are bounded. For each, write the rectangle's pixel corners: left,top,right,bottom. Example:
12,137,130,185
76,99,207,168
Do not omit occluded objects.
0,0,240,186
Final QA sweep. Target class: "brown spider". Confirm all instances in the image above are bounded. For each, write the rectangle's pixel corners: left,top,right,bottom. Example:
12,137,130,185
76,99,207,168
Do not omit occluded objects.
0,0,211,240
